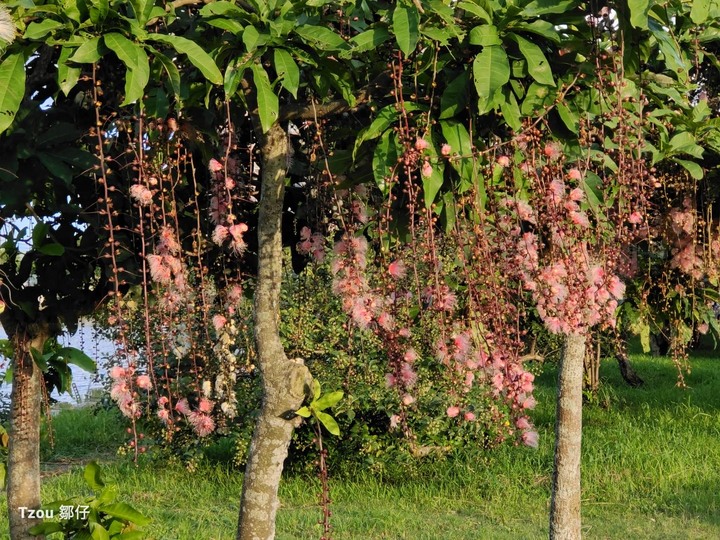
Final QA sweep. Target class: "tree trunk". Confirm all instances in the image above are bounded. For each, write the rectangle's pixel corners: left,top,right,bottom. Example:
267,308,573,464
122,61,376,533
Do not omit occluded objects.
8,327,48,540
549,332,586,540
236,123,312,540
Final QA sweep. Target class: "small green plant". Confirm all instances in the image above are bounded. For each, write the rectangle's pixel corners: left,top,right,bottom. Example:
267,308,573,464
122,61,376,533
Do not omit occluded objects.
0,424,8,489
29,461,149,539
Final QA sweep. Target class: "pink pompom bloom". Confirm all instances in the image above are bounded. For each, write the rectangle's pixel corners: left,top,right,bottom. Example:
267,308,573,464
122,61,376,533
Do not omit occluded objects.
569,188,584,202
388,259,406,279
212,225,229,246
158,396,169,406
516,416,531,430
421,161,433,178
698,322,710,335
157,408,170,424
129,184,153,207
109,366,126,380
198,398,214,413
208,158,223,172
135,375,152,391
402,393,416,406
189,412,215,437
441,143,452,156
446,406,460,418
497,155,511,168
175,398,191,415
212,314,227,332
628,211,643,224
607,275,626,300
522,430,539,448
414,137,429,151
522,396,537,410
567,168,583,181
544,142,562,161
464,411,476,421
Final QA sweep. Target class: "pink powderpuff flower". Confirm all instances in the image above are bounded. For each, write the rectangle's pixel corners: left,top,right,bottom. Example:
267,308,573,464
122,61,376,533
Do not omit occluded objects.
570,211,590,228
158,396,169,407
208,158,223,172
421,161,433,178
446,406,461,418
403,348,418,364
225,177,236,190
135,375,152,391
118,394,139,418
157,408,170,424
228,284,243,304
109,366,126,380
146,255,172,284
129,184,153,207
389,414,401,429
607,275,625,300
414,137,429,151
401,394,416,406
522,396,537,410
516,416,531,430
377,311,394,331
385,373,397,388
110,382,129,401
567,168,583,181
464,371,475,388
399,328,411,338
464,412,476,421
441,143,452,156
569,188,584,202
212,314,227,332
198,398,214,413
175,398,191,415
698,322,710,335
388,259,406,279
628,211,643,224
497,155,511,168
189,412,215,437
544,142,562,161
157,226,181,255
212,225,229,246
399,363,418,388
522,430,539,448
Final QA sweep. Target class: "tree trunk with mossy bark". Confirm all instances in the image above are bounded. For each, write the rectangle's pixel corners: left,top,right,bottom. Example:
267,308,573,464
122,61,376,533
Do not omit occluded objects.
549,333,586,540
236,122,312,540
7,326,48,540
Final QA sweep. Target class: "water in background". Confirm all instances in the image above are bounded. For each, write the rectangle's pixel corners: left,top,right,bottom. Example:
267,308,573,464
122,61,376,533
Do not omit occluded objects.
0,321,112,404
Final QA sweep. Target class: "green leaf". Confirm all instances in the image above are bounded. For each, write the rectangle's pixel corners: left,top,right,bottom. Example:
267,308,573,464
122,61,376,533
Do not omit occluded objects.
24,20,64,40
667,132,704,159
199,1,245,17
99,503,150,526
393,3,420,56
147,34,222,85
473,45,509,115
468,25,501,46
90,522,110,540
0,53,26,135
422,158,445,209
440,120,475,190
129,0,155,26
628,0,650,29
147,46,182,99
499,86,522,131
691,0,711,24
29,523,65,535
32,222,49,247
511,21,560,44
37,243,65,256
556,101,579,132
295,406,312,418
440,71,470,119
372,130,400,196
250,63,278,134
103,33,150,105
57,347,96,372
672,158,703,180
88,0,109,24
521,0,577,17
295,25,349,52
312,379,321,400
273,49,299,99
354,104,400,159
84,461,105,491
508,33,555,86
315,411,340,436
58,46,82,97
350,26,390,53
70,37,104,64
242,26,264,52
312,390,343,411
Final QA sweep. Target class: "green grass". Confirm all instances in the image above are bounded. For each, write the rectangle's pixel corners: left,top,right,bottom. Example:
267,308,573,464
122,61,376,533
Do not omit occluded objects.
1,354,719,539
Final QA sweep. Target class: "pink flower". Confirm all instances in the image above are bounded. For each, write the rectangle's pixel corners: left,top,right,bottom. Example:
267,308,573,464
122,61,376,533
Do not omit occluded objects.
607,275,625,300
402,393,415,406
569,188,584,202
228,284,243,304
212,225,229,245
441,143,452,156
464,412,476,421
377,312,394,330
109,366,126,380
157,408,170,424
522,430,539,448
110,382,129,401
228,223,248,254
189,412,215,437
146,255,172,284
399,363,417,388
414,137,429,151
175,398,191,415
628,212,643,224
385,373,397,388
212,314,227,332
198,398,213,413
421,161,433,178
157,226,181,255
158,396,169,406
129,184,153,207
497,155,511,168
446,406,460,418
522,396,537,410
403,348,418,364
544,142,562,161
388,259,406,279
698,322,710,335
516,416,531,430
570,211,590,228
135,375,152,391
225,177,235,189
389,414,401,429
208,158,223,172
117,394,139,418
567,168,583,181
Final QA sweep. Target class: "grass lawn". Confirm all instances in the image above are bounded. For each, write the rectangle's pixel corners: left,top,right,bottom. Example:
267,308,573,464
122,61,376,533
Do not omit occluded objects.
0,353,718,539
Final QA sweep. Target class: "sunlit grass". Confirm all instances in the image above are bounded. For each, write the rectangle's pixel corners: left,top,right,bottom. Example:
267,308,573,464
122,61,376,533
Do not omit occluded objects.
0,353,718,539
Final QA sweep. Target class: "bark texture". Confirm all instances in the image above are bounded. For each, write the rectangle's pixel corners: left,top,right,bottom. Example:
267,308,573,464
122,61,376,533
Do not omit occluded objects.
549,333,586,540
8,328,48,540
237,123,312,540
